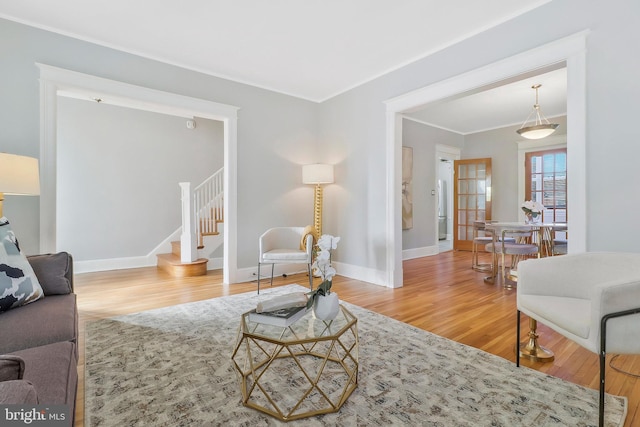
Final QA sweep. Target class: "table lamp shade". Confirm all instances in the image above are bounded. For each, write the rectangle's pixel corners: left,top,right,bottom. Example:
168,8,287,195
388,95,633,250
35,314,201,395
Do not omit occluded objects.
302,164,334,185
0,153,40,196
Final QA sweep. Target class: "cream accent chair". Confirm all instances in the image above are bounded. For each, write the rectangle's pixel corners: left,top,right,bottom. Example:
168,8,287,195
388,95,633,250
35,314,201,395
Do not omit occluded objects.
257,227,314,294
516,253,640,427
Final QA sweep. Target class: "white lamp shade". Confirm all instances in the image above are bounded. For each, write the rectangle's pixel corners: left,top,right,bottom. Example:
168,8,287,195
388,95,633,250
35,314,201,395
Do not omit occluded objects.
302,164,334,185
516,124,559,140
0,153,40,195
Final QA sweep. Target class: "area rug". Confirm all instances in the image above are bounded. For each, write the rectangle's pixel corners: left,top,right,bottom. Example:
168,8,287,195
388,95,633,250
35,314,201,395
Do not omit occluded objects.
85,284,627,426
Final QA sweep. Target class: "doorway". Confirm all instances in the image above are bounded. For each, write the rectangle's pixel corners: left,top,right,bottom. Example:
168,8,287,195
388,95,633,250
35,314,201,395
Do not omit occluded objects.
436,145,459,253
385,32,587,288
453,158,492,251
37,64,240,284
437,160,452,252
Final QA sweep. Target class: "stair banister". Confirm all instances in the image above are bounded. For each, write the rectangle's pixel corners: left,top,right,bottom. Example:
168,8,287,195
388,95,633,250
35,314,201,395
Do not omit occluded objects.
194,168,224,247
179,168,224,264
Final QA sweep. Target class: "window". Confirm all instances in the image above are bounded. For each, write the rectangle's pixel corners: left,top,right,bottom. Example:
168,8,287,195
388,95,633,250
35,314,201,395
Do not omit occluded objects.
525,149,567,223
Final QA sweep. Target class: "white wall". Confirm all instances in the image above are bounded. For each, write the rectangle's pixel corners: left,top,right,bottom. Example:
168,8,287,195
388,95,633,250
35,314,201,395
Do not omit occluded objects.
56,97,223,261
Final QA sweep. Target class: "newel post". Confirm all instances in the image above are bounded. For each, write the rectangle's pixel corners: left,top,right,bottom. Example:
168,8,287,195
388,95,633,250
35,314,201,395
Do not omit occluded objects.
179,182,198,263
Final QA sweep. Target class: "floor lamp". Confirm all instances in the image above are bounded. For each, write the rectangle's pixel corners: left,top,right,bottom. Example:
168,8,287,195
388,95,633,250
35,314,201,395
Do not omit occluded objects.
0,153,41,217
302,164,334,236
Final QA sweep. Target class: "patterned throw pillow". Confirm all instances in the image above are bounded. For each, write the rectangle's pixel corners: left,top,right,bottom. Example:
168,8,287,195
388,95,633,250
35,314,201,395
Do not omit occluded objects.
0,217,44,313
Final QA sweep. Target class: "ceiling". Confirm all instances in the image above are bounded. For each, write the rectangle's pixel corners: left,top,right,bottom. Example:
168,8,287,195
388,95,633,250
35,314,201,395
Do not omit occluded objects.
0,0,551,102
406,67,567,135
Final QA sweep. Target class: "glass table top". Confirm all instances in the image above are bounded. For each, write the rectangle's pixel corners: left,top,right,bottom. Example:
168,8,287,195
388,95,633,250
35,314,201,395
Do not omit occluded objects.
240,304,357,343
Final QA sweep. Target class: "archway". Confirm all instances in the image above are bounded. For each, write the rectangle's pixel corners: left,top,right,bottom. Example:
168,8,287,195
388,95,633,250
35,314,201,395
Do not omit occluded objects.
37,64,240,284
384,31,588,287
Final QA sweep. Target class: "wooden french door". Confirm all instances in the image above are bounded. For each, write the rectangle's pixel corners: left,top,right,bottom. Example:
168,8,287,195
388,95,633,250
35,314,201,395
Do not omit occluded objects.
454,158,492,251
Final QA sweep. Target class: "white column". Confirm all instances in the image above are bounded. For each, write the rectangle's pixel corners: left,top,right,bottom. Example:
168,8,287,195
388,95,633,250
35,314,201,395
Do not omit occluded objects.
179,182,197,263
39,79,58,253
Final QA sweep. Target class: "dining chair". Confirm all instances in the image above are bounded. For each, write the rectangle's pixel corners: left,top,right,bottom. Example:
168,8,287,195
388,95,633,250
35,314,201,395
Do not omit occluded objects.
551,225,568,255
471,221,493,272
485,228,539,287
257,226,315,294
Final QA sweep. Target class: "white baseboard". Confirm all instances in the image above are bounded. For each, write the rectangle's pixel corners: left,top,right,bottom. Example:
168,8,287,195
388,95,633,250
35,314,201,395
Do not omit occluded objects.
402,245,439,260
331,261,388,287
74,229,184,273
74,256,156,274
75,256,391,291
235,261,390,289
234,264,312,285
75,255,223,274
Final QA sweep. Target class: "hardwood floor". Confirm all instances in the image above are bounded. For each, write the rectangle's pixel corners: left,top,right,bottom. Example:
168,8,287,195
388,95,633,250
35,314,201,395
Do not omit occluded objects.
74,251,640,426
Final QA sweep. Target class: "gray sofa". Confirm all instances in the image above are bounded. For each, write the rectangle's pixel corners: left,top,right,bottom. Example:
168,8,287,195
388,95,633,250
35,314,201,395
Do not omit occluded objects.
0,252,77,422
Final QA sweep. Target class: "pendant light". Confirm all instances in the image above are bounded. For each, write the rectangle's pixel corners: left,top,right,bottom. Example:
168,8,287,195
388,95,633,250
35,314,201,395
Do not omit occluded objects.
516,84,559,140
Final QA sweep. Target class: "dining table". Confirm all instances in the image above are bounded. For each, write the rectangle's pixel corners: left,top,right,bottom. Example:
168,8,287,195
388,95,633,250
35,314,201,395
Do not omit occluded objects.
484,221,568,270
483,220,568,363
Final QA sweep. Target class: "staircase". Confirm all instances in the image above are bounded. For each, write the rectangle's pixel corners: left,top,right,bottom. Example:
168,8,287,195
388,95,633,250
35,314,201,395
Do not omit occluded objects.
157,242,208,277
198,207,223,248
157,168,224,277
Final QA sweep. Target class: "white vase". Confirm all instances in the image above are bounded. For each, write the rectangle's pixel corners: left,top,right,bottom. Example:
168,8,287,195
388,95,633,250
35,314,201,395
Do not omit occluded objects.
312,293,340,321
525,213,541,224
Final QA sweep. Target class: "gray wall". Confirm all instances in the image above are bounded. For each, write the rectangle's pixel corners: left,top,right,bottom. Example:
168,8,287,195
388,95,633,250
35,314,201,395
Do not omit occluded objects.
56,98,223,261
320,0,640,278
0,18,318,268
401,119,463,251
2,0,640,279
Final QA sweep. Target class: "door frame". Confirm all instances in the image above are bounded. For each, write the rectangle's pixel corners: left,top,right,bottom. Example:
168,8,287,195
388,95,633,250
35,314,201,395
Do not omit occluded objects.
385,31,588,288
435,145,460,252
453,158,492,251
37,64,240,284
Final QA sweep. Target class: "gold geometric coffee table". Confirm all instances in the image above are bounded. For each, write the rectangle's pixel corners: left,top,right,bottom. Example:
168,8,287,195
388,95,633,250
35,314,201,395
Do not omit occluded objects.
231,305,358,421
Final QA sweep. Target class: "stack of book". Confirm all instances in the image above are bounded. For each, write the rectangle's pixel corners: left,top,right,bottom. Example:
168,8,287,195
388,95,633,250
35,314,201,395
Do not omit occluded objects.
248,305,309,327
249,292,310,327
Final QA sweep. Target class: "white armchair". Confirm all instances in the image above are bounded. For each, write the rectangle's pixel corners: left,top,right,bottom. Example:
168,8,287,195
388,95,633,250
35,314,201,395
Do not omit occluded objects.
257,227,315,294
516,253,640,427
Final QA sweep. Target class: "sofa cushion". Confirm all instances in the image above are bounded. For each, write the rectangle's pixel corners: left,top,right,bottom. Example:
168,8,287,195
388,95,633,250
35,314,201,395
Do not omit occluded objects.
11,341,77,406
0,355,25,381
27,252,73,295
0,380,38,404
0,294,78,354
0,217,44,313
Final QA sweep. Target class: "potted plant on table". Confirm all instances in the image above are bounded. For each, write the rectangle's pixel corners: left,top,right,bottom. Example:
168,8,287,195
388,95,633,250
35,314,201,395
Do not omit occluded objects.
306,234,340,320
521,200,544,224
